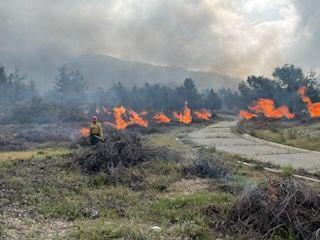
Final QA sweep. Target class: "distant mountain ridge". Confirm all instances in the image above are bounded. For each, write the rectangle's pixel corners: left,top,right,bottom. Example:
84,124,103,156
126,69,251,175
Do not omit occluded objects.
0,51,241,91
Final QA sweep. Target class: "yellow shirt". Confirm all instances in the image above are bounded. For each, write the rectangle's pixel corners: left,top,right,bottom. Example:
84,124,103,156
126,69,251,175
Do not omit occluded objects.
90,122,103,139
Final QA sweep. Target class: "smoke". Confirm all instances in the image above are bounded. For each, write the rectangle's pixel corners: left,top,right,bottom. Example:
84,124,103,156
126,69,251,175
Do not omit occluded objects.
0,0,318,81
290,0,320,71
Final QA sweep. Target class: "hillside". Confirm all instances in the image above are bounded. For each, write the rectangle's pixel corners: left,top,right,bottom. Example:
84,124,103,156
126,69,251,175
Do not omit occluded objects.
0,51,240,91
67,54,240,90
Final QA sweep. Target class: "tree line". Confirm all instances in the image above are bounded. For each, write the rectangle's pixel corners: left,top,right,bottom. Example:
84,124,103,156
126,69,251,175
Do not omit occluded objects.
238,64,320,114
0,63,317,124
0,65,227,123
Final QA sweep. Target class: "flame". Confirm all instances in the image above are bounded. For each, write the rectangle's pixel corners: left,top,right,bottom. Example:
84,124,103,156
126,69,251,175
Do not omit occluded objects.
173,102,192,124
239,110,257,120
249,98,294,119
113,106,129,130
194,109,212,121
153,113,171,123
129,110,148,128
298,86,320,118
80,127,90,137
107,106,148,129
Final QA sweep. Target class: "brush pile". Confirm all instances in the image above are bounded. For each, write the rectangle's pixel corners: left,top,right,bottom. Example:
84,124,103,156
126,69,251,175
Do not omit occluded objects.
73,130,164,174
182,153,232,180
226,179,320,240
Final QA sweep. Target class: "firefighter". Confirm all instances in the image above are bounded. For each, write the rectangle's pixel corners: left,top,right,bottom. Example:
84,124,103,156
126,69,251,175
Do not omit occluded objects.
89,116,104,145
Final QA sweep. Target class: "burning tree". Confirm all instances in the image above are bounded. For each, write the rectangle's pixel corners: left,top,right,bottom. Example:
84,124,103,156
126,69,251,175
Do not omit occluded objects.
298,86,320,118
238,64,320,115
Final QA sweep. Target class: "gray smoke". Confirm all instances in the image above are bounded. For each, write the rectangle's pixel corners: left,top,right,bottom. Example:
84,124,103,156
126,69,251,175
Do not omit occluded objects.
0,0,319,85
291,0,320,70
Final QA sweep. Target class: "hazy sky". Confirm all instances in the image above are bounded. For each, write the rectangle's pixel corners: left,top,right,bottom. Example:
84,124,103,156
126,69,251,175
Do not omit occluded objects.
0,0,319,78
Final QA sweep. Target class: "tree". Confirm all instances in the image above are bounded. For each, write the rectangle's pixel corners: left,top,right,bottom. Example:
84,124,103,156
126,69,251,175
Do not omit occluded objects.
142,83,173,112
0,66,38,113
237,64,320,114
54,65,88,106
272,64,319,112
218,88,240,111
109,82,131,107
203,89,221,111
273,64,304,91
174,78,202,109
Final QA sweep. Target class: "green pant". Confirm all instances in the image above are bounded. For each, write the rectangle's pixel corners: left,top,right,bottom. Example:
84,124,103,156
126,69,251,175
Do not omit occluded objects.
90,135,100,145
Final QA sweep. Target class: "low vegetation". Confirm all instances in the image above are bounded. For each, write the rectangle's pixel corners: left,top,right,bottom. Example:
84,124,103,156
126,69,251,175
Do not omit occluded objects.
1,125,319,239
237,120,320,151
227,179,320,240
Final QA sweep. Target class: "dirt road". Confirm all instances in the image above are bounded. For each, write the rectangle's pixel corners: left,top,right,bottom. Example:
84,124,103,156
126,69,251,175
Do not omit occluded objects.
188,121,320,173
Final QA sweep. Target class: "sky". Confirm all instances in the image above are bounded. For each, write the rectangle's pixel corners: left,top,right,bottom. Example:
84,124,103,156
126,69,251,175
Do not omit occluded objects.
0,0,319,79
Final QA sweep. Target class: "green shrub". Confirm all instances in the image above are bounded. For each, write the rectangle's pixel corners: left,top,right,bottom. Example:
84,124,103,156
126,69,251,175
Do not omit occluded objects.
281,166,294,177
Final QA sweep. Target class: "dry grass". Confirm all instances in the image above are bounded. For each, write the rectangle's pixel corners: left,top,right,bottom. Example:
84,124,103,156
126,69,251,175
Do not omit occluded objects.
237,120,320,151
226,179,320,240
0,147,70,162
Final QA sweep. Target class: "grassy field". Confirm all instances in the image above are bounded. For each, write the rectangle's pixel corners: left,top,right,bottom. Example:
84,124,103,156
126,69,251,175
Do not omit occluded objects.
0,125,304,239
236,120,320,151
0,147,71,162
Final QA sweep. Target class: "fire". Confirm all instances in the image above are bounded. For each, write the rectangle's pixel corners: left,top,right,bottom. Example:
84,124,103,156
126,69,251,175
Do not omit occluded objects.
113,106,129,130
129,110,149,128
298,86,320,118
194,109,212,121
80,127,90,137
173,102,192,124
239,110,257,120
153,113,171,123
249,98,294,119
107,107,149,129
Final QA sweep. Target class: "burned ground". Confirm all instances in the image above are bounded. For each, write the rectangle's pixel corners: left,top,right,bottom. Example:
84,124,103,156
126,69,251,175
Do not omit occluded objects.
0,123,83,152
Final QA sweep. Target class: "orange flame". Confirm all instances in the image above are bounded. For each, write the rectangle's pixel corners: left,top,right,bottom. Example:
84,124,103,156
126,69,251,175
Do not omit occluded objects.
129,110,148,128
153,113,171,123
113,106,129,130
194,109,212,121
298,86,320,118
173,102,192,124
239,110,257,120
249,98,294,119
80,127,90,137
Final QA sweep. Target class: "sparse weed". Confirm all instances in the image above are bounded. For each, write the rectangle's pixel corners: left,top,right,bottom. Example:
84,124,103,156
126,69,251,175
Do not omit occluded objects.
281,166,294,178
